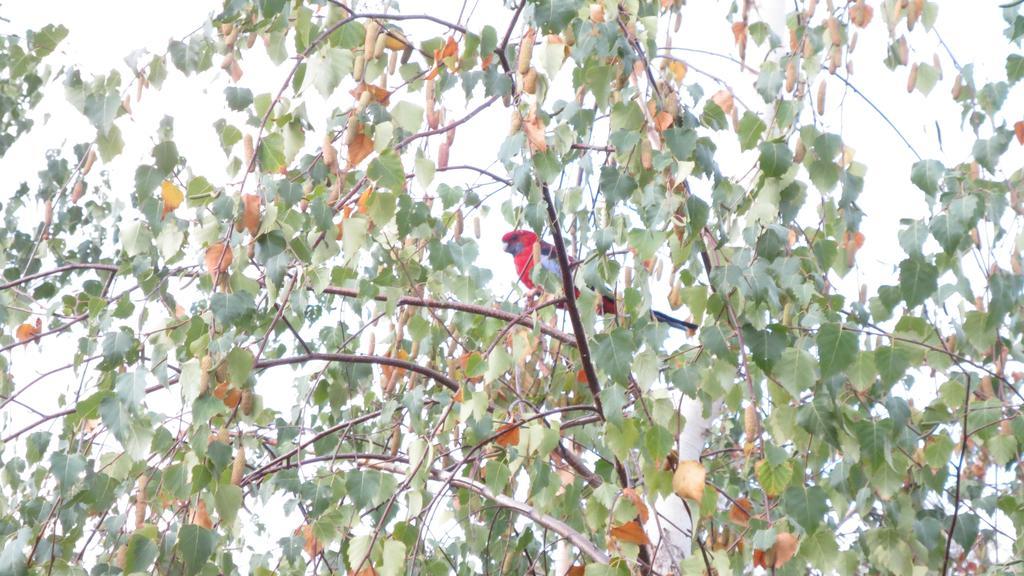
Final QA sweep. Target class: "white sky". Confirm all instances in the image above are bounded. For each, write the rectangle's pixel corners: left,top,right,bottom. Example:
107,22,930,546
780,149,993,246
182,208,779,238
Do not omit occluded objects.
2,0,1022,569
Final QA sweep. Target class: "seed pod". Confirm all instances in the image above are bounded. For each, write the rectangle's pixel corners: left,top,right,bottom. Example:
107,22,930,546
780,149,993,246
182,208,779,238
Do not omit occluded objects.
322,133,338,172
368,331,376,356
969,227,980,248
907,0,921,30
789,28,798,52
231,443,246,485
373,32,387,59
952,74,963,99
518,28,536,75
805,0,817,20
241,389,254,415
827,17,841,46
532,242,542,274
357,89,373,112
353,54,365,81
849,31,858,53
388,49,398,75
624,266,633,289
829,45,841,75
245,31,257,49
589,3,605,22
115,545,128,569
523,67,538,94
247,242,255,259
364,20,380,58
446,123,456,146
473,215,481,238
225,27,239,48
668,280,682,309
897,36,909,66
221,52,235,71
82,148,97,175
438,141,450,170
454,209,464,240
816,80,827,115
43,199,53,228
510,111,522,134
785,59,797,93
72,180,85,204
135,475,149,528
243,134,255,172
744,404,758,440
907,63,918,93
401,44,412,64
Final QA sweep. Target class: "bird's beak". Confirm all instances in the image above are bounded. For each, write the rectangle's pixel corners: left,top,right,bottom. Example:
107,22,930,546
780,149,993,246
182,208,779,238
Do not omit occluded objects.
503,241,515,254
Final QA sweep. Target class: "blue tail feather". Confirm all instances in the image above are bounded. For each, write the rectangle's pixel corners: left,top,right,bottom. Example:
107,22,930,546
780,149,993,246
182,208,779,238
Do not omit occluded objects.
651,310,698,331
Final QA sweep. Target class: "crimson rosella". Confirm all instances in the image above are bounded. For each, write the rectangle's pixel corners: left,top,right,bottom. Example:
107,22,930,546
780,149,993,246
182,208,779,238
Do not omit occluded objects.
501,230,698,331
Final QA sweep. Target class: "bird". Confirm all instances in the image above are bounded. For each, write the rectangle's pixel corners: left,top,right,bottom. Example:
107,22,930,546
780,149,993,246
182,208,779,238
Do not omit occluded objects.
501,229,698,331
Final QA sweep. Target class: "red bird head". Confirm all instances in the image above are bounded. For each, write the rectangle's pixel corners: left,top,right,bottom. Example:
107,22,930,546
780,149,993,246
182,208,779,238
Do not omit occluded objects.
501,230,538,256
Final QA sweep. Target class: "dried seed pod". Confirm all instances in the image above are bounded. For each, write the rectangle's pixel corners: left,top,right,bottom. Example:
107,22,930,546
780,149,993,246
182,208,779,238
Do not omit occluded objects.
816,80,827,115
241,389,254,415
674,11,682,33
933,53,943,79
357,89,373,112
43,199,53,228
364,20,380,57
829,45,841,75
225,26,239,48
72,180,85,204
373,32,387,59
952,73,963,99
135,475,149,528
907,0,921,30
388,49,398,75
744,404,758,440
510,111,522,134
897,36,909,66
437,141,450,170
518,28,536,75
243,134,255,172
221,52,235,71
827,17,841,46
805,0,818,20
624,266,633,289
115,545,128,569
322,133,338,172
454,209,464,240
785,59,798,93
245,31,257,49
907,63,918,93
473,215,481,238
353,54,365,81
82,148,97,175
231,443,246,485
789,29,798,53
367,331,376,356
849,31,858,53
523,67,538,94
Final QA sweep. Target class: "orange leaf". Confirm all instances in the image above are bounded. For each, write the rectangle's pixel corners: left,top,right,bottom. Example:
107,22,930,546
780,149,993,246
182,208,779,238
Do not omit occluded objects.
351,567,378,576
576,368,588,384
731,22,748,45
654,110,674,132
348,132,374,168
241,194,261,236
204,243,233,280
712,89,735,114
850,1,874,27
190,500,213,529
357,186,374,214
297,524,323,557
622,488,649,523
1015,121,1024,145
728,497,753,526
523,111,547,152
753,548,768,568
452,386,464,403
494,421,521,447
16,318,42,342
667,60,687,83
481,53,494,70
161,180,184,219
224,387,242,409
213,381,229,400
440,35,458,60
350,83,391,106
566,567,585,576
610,520,650,545
672,460,705,501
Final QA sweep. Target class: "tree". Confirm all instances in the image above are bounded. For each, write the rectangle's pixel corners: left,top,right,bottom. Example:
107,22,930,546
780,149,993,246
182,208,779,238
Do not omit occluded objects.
1,0,1023,574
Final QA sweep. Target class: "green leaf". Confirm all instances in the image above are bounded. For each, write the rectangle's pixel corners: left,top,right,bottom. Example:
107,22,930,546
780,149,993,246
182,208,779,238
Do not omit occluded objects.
737,112,766,151
1007,54,1024,84
783,485,828,532
177,525,217,576
226,348,255,385
773,348,816,397
898,257,938,308
593,329,637,386
215,484,243,525
224,86,253,111
257,133,286,172
391,101,424,133
758,142,793,177
368,151,405,192
30,24,68,56
125,531,159,573
381,539,407,576
910,159,944,195
816,323,858,377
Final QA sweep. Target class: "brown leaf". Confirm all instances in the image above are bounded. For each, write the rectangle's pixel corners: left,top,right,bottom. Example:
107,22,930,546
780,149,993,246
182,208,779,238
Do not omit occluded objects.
731,22,747,46
711,89,734,114
439,35,458,60
1015,121,1024,145
204,243,233,281
16,318,42,342
350,83,391,106
357,186,374,214
668,60,687,83
161,180,184,219
494,421,521,447
224,387,242,409
610,520,650,545
622,488,649,523
523,111,547,152
297,524,323,557
850,0,874,28
348,131,374,168
653,110,674,132
190,500,213,529
728,497,753,526
773,532,799,568
566,567,585,576
241,194,261,236
672,460,705,501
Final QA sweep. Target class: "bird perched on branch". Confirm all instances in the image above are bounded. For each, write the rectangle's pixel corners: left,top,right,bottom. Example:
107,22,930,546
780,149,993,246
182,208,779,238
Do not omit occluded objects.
501,230,698,331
